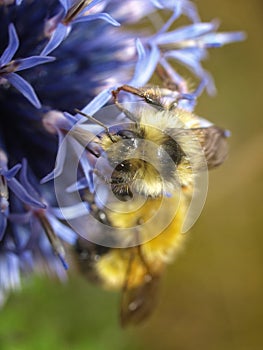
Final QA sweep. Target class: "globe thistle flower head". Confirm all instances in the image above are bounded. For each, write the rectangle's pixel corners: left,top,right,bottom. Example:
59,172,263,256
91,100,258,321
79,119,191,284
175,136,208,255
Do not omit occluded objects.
0,0,245,305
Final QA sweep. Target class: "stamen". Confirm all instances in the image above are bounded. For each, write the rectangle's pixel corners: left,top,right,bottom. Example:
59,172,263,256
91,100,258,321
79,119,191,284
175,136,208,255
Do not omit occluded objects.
63,1,92,25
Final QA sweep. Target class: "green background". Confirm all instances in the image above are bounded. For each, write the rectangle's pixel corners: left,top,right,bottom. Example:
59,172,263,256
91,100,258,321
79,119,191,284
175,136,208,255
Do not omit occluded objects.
1,1,262,349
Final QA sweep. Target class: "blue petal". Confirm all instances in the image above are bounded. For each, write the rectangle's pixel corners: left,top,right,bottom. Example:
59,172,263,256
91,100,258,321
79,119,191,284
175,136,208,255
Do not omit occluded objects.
159,57,187,91
47,214,77,244
155,8,182,37
198,31,246,47
66,177,90,193
0,24,19,67
150,0,165,9
16,56,55,71
4,164,21,180
16,0,23,4
79,151,93,190
58,0,71,12
19,159,42,201
182,78,208,104
6,72,41,109
181,1,200,23
41,130,67,183
135,38,145,58
41,23,70,56
154,0,200,23
165,50,204,76
81,88,112,116
51,203,90,220
8,178,46,209
154,22,217,45
129,41,160,86
0,253,20,291
82,0,104,12
73,13,120,26
63,112,81,125
0,213,7,241
8,212,32,225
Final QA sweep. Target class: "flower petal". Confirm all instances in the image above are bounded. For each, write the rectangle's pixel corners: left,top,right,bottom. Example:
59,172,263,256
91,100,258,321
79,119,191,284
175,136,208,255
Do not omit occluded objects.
58,0,71,13
41,23,70,56
73,13,120,26
0,213,7,241
153,22,217,45
151,0,200,22
198,31,246,47
129,40,160,86
4,164,21,180
81,88,112,116
41,130,67,183
0,24,19,67
0,253,21,291
19,159,42,201
47,214,77,244
16,56,55,71
66,177,90,193
6,72,41,109
8,212,32,225
8,178,46,209
51,202,90,220
82,0,104,12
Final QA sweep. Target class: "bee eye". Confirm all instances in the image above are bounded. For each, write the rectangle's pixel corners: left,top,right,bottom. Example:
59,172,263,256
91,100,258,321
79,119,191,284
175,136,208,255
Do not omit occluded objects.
115,160,133,172
116,130,137,139
162,138,184,165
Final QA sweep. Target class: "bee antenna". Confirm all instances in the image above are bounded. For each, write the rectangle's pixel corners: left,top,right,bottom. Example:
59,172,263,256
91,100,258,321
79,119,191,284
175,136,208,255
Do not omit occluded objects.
75,109,115,142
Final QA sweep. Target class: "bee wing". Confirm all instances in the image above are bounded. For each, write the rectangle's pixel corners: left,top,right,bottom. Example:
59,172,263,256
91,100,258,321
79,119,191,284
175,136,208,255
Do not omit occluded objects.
120,246,162,327
194,126,229,169
120,273,161,327
169,125,228,170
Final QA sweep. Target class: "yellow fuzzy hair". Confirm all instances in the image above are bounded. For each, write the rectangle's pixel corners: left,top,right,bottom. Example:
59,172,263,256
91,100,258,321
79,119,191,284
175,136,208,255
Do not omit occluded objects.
95,193,188,290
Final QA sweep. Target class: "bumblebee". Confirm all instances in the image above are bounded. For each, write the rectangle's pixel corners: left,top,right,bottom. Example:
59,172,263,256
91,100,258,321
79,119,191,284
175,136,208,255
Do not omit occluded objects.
76,84,228,200
71,84,228,326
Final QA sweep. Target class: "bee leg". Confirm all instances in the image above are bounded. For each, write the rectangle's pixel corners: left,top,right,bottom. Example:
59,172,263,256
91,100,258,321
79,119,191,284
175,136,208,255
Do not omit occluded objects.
75,109,115,143
112,85,164,110
156,64,181,92
112,85,145,100
112,87,138,122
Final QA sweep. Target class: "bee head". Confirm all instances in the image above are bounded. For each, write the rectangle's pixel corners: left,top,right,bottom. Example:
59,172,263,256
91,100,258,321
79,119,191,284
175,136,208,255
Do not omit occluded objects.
99,124,185,199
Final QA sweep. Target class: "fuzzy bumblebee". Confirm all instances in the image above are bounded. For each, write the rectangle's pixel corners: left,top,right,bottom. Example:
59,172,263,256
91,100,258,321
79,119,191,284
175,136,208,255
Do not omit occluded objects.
73,84,228,326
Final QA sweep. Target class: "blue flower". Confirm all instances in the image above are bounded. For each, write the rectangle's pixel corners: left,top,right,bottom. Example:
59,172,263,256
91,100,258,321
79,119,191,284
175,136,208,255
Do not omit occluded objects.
0,0,244,303
0,23,54,107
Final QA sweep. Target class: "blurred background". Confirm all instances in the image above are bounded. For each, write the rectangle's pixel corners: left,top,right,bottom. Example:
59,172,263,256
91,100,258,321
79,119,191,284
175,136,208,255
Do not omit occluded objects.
0,0,262,349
